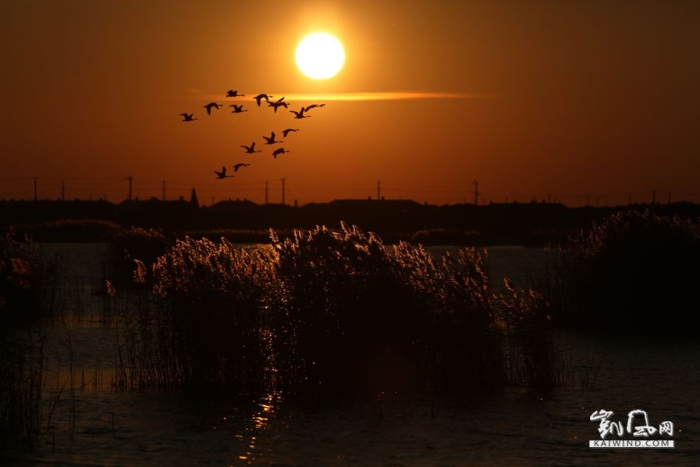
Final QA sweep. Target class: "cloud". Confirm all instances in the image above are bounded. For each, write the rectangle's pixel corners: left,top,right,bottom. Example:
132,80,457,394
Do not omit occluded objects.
280,91,497,101
196,91,496,102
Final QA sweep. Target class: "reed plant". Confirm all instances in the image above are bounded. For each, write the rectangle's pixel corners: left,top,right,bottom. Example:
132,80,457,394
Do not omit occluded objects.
109,226,168,289
0,228,47,447
0,329,45,448
547,209,700,336
139,237,278,388
122,223,560,398
270,224,432,397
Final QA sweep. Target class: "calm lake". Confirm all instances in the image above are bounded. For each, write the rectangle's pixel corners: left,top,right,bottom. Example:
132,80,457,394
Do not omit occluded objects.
4,243,700,466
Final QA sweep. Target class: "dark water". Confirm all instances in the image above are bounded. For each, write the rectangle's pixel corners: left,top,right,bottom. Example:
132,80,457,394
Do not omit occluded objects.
5,243,699,466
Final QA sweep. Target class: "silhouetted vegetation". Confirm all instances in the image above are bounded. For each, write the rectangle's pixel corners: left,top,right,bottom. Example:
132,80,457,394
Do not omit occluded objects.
110,226,168,288
116,237,279,390
119,223,557,398
9,219,122,243
546,209,700,336
0,227,64,325
0,329,45,448
0,229,47,447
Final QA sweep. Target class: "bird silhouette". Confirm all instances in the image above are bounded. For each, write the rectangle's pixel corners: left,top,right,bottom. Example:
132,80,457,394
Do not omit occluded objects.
233,163,250,172
214,166,233,179
204,102,224,115
282,128,299,138
229,104,248,113
262,132,283,144
290,108,309,119
226,90,245,97
180,113,198,122
267,99,289,113
304,103,326,112
240,142,262,153
272,147,289,159
254,94,273,106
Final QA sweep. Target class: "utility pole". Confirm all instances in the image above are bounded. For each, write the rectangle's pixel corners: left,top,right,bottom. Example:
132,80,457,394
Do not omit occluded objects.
33,177,38,201
281,178,286,205
265,181,269,204
376,180,381,200
61,180,65,201
127,176,133,201
472,180,479,205
162,180,166,201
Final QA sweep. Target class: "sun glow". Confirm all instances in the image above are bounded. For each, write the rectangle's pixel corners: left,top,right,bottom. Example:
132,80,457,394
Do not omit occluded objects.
295,33,345,80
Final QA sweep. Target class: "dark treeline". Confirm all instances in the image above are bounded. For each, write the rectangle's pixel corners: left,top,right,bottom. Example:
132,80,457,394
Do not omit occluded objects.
1,197,699,245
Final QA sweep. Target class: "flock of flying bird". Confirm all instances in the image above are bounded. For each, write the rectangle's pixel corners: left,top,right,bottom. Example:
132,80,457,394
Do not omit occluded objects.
179,90,326,179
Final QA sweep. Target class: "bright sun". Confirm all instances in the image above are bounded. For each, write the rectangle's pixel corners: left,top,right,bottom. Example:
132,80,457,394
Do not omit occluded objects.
295,33,345,80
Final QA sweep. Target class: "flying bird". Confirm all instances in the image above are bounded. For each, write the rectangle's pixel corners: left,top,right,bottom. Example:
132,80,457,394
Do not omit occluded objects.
267,99,289,113
272,147,290,159
204,102,224,115
304,103,326,112
226,90,245,97
232,163,250,172
282,128,299,138
290,108,309,119
180,113,198,122
240,142,261,153
214,166,233,179
229,104,247,113
262,132,283,144
254,94,273,106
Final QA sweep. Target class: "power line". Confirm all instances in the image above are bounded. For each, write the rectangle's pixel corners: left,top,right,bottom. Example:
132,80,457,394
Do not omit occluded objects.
1,175,699,206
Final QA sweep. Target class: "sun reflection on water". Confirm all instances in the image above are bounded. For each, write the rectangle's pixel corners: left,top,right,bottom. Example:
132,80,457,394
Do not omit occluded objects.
233,389,284,464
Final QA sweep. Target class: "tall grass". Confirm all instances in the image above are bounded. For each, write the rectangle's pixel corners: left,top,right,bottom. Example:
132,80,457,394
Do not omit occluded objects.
546,209,700,336
0,329,45,448
120,223,558,398
109,226,168,289
271,224,434,397
119,236,278,389
0,228,47,447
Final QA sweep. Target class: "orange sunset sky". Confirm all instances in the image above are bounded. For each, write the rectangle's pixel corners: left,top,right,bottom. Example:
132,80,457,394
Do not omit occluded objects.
2,0,699,207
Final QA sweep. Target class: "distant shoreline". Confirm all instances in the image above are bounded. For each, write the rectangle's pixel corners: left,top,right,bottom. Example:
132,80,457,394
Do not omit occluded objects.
2,198,699,248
